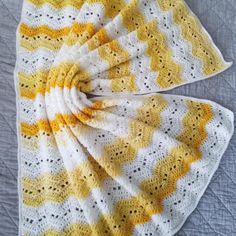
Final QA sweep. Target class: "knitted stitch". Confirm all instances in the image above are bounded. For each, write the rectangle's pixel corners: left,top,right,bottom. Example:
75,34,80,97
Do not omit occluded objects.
15,0,234,235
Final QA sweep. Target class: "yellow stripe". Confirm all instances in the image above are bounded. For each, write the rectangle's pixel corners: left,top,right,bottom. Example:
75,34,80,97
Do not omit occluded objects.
94,0,126,19
20,22,96,50
121,0,145,32
157,0,225,75
20,22,95,38
87,28,112,50
98,40,130,71
19,71,48,99
20,38,62,51
38,101,213,235
20,23,72,38
41,224,92,236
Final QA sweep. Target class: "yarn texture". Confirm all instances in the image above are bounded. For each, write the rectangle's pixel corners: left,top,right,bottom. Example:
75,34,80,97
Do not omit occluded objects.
15,0,234,235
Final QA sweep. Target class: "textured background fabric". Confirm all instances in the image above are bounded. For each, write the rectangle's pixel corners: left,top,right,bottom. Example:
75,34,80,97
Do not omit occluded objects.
0,0,235,235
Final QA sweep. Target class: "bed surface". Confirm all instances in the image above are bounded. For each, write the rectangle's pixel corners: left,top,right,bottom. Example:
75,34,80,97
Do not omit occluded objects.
0,0,235,235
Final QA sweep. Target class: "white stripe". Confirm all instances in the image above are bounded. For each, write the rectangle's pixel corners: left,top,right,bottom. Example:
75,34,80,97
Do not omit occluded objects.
18,47,56,73
22,2,108,29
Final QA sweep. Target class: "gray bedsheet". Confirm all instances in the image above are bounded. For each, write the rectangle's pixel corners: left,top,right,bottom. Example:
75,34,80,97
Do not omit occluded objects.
0,0,235,235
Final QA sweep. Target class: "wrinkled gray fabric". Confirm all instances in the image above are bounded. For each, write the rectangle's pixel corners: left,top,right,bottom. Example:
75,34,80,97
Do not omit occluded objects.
0,0,235,235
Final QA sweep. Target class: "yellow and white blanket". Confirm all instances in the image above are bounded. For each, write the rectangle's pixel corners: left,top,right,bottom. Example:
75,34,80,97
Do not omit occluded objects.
15,0,234,235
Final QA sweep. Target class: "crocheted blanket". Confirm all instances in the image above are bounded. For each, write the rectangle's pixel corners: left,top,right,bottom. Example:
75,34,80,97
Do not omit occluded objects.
15,0,234,235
